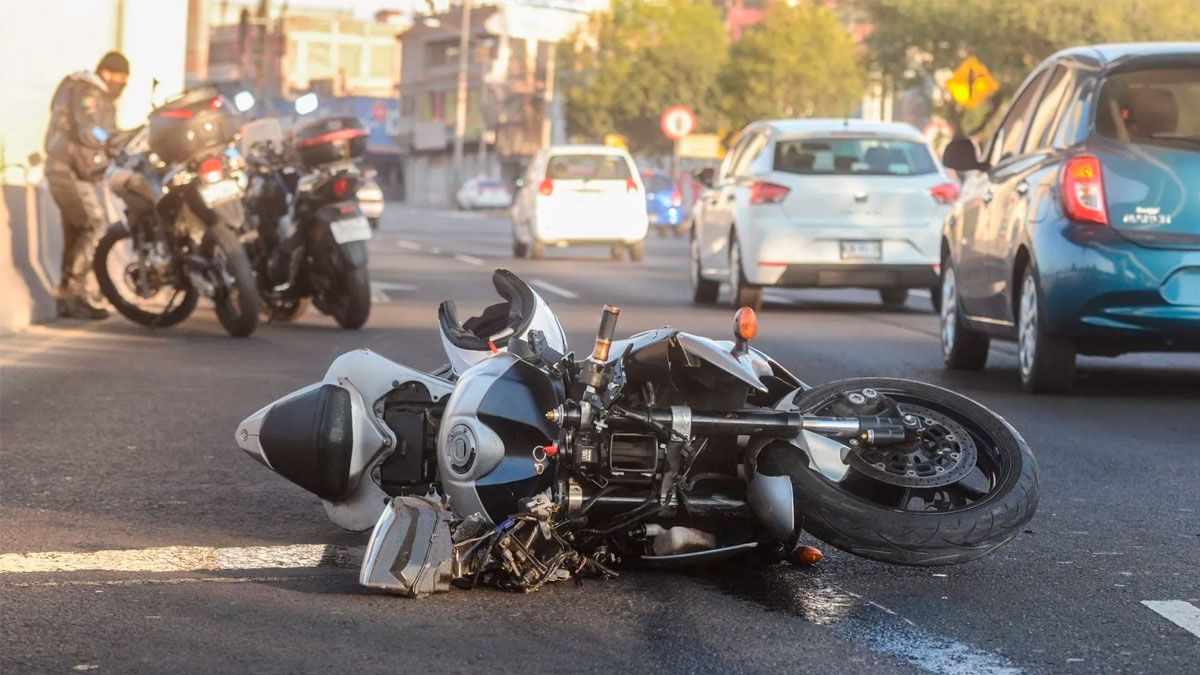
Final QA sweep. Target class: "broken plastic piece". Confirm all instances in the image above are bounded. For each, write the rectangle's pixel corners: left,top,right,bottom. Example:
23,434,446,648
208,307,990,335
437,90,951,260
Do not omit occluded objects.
790,545,824,566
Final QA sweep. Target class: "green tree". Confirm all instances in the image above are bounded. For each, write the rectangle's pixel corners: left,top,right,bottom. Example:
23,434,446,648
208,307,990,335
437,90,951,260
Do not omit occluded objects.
858,0,1200,134
718,2,865,130
558,0,727,154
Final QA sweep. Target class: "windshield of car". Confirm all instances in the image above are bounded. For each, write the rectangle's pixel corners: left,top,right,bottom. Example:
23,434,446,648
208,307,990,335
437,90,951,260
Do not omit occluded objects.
1095,67,1200,150
546,154,632,180
642,174,674,192
772,137,938,176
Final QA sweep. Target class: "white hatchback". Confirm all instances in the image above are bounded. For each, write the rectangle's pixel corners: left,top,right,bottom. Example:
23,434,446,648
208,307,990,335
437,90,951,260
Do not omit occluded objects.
690,120,957,310
511,145,649,261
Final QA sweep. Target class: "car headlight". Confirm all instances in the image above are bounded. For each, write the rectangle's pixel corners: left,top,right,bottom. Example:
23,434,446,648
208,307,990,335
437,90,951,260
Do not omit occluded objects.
357,185,383,200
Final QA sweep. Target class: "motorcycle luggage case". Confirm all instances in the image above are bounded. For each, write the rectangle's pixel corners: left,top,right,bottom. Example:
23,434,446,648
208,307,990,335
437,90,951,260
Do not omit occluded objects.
148,89,236,164
293,116,367,168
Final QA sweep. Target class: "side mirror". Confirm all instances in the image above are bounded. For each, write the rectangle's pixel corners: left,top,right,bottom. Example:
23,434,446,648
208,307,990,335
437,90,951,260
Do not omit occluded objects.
694,167,715,188
942,137,985,173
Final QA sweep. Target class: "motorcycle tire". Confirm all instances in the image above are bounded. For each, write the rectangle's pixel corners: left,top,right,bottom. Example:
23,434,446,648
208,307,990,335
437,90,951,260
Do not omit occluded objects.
769,377,1038,566
93,226,199,329
201,226,260,338
331,266,371,330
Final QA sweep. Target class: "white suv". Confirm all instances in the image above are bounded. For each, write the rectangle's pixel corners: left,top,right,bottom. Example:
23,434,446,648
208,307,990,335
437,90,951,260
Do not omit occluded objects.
690,120,956,310
511,145,649,261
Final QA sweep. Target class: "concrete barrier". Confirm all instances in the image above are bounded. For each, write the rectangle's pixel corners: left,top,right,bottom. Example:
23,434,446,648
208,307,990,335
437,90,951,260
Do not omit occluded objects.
1,183,64,333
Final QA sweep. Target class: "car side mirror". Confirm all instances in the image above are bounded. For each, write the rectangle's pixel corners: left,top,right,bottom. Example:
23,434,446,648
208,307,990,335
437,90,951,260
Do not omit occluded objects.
694,167,715,188
942,137,985,173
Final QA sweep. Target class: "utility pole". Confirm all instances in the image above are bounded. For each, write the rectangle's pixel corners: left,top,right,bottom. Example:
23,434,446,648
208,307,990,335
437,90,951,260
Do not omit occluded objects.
451,0,472,198
540,43,555,148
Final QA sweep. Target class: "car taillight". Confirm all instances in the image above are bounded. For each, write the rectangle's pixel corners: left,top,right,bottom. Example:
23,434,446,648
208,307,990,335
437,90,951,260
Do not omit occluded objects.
626,178,638,193
198,157,223,183
161,107,194,119
1060,155,1107,225
929,182,959,205
749,181,789,205
333,178,349,198
538,179,554,196
210,97,224,110
671,188,683,206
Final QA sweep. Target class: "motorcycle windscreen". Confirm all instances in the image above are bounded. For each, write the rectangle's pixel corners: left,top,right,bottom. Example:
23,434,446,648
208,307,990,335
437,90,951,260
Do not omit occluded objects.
256,383,355,500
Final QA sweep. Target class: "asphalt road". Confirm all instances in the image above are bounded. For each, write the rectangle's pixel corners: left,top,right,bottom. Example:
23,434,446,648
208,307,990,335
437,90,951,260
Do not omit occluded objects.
2,205,1198,674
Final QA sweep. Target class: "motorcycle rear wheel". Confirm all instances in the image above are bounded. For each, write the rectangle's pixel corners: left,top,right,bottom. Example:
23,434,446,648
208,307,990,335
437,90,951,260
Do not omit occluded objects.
330,266,371,330
94,226,199,328
201,226,260,338
770,377,1038,566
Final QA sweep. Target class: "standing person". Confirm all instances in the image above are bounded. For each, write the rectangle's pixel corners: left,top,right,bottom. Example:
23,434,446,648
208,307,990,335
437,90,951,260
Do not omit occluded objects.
43,51,130,319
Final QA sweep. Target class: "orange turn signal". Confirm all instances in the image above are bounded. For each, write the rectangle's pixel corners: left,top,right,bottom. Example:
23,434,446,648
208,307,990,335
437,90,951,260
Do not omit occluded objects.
734,307,758,341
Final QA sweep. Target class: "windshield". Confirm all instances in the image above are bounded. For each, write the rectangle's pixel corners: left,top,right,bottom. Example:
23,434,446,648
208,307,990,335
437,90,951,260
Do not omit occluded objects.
773,137,938,176
643,174,674,192
1095,67,1200,150
546,154,632,180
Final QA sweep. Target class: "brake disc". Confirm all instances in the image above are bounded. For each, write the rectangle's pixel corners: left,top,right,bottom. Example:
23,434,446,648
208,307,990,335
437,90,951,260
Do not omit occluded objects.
848,403,978,488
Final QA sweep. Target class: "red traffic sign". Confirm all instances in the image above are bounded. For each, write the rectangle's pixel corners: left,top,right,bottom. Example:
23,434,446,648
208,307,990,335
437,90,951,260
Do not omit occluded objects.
661,106,696,141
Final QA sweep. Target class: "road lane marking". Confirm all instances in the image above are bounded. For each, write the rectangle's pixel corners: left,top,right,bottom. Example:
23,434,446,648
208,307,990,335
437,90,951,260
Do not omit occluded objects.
454,253,485,266
429,246,443,254
531,279,579,299
370,281,417,303
1142,600,1200,639
396,240,422,251
0,544,363,575
6,574,332,588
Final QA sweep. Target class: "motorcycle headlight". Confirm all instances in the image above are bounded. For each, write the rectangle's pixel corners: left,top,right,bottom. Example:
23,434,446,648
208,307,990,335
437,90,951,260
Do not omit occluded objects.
357,185,383,201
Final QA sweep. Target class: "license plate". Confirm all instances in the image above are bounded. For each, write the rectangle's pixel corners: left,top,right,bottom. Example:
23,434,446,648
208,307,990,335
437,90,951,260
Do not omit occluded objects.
840,240,882,260
648,213,661,224
198,179,241,207
330,216,372,244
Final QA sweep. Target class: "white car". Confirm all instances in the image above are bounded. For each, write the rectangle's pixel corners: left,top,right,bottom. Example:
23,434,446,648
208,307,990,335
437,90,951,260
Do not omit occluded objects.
511,145,649,261
455,176,513,210
690,119,957,310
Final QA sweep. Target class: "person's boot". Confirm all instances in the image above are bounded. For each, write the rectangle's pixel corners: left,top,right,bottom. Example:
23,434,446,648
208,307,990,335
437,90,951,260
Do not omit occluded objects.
58,295,110,320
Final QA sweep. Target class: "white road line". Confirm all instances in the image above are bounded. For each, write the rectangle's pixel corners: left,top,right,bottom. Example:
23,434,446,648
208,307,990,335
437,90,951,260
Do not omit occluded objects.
530,279,579,299
396,240,422,251
370,281,418,303
6,574,329,588
1142,600,1200,639
0,544,363,575
454,253,485,266
429,246,443,254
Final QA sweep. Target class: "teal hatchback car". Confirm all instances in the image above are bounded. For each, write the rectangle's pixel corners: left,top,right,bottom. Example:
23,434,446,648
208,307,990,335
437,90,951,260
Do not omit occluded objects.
939,43,1200,393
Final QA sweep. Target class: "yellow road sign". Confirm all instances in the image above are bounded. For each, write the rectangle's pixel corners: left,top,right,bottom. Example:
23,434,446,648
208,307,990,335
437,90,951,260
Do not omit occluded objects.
946,57,1000,110
677,133,723,160
604,133,628,150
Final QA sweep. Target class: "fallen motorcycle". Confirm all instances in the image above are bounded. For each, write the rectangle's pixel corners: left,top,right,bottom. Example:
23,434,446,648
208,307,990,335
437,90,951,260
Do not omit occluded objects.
236,269,1038,596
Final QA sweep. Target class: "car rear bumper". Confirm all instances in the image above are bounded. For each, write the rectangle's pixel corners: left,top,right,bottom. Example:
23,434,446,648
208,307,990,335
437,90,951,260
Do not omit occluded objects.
1038,223,1200,344
532,212,648,244
753,263,939,289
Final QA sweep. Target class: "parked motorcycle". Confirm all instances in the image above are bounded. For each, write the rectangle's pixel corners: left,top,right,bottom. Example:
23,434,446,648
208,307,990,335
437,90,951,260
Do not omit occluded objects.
240,116,372,329
236,270,1038,596
95,88,259,337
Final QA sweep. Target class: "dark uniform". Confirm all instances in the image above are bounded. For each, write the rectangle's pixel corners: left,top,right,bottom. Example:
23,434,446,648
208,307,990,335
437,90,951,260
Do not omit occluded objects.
43,70,119,317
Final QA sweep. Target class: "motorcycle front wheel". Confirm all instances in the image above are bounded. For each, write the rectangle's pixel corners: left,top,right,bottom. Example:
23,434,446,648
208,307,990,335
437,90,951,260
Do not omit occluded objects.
764,377,1038,566
201,226,260,338
94,226,199,328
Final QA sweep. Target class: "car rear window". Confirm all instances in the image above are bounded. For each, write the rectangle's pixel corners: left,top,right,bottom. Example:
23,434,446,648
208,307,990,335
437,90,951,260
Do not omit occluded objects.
546,154,632,180
1095,68,1200,151
773,137,938,176
642,174,674,192
478,180,503,189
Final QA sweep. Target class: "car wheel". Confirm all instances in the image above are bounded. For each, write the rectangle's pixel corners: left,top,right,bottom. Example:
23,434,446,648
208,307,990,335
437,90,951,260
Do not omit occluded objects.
880,288,909,307
512,238,528,258
729,236,762,311
610,245,624,261
628,240,645,262
530,240,545,260
690,232,719,305
1018,269,1076,394
940,261,989,370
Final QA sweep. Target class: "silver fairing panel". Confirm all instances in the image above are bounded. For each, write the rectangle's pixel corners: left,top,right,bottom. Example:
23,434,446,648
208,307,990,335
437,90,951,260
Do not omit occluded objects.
606,328,772,392
234,348,454,530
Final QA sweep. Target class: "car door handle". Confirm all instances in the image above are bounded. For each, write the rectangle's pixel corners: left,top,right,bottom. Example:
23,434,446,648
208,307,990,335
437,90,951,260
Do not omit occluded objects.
982,190,994,204
1015,181,1029,196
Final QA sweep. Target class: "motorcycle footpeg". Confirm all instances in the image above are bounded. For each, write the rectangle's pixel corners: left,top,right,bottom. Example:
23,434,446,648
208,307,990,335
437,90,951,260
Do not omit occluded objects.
359,496,456,598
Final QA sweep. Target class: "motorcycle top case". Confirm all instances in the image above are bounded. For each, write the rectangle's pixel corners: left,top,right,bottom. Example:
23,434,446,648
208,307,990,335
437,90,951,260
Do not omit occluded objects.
293,116,367,169
148,88,236,164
